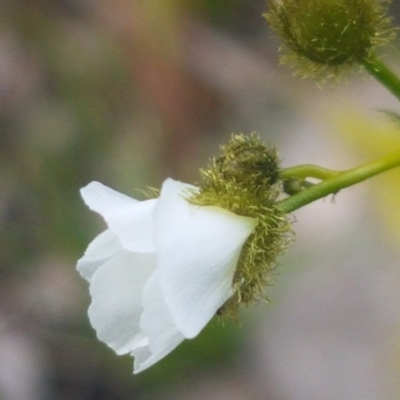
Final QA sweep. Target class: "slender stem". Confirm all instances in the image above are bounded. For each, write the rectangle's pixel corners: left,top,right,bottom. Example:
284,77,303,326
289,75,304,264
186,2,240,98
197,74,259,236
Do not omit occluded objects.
276,151,400,213
360,54,400,102
279,164,339,180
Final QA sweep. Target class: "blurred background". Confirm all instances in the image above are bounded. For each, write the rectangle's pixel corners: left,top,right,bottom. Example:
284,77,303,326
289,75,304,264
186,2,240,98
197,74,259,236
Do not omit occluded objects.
2,1,400,399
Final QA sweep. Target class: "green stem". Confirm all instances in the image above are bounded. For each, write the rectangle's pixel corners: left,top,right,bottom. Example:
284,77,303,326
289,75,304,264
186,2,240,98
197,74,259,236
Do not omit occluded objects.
279,164,339,180
360,54,400,102
276,151,400,213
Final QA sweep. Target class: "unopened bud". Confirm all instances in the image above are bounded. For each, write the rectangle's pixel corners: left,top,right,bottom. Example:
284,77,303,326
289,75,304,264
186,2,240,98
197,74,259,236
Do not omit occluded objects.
265,0,394,81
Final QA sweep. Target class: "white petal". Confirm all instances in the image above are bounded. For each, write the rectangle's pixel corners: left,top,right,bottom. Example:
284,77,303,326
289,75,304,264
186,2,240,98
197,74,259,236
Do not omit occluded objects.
80,181,156,252
88,251,157,355
131,272,184,373
77,229,123,282
155,178,257,338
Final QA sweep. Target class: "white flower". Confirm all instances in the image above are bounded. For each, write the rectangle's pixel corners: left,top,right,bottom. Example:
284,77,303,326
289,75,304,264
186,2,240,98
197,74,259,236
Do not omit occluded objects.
77,178,257,373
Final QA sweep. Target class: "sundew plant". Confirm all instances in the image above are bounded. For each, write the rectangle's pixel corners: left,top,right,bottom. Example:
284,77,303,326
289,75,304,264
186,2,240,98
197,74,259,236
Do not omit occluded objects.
77,0,400,374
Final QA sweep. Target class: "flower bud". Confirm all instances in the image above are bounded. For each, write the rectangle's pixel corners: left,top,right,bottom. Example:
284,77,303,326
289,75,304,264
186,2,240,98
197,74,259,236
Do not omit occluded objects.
264,0,394,80
216,133,280,186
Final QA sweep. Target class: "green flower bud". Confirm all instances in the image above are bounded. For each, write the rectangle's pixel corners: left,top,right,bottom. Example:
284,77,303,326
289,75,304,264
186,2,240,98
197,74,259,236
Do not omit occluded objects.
264,0,394,81
216,133,280,186
190,134,292,319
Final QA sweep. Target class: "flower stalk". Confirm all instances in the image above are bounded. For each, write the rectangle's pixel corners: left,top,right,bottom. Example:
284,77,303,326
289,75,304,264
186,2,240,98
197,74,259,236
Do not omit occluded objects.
360,53,400,102
277,150,400,213
279,165,339,181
